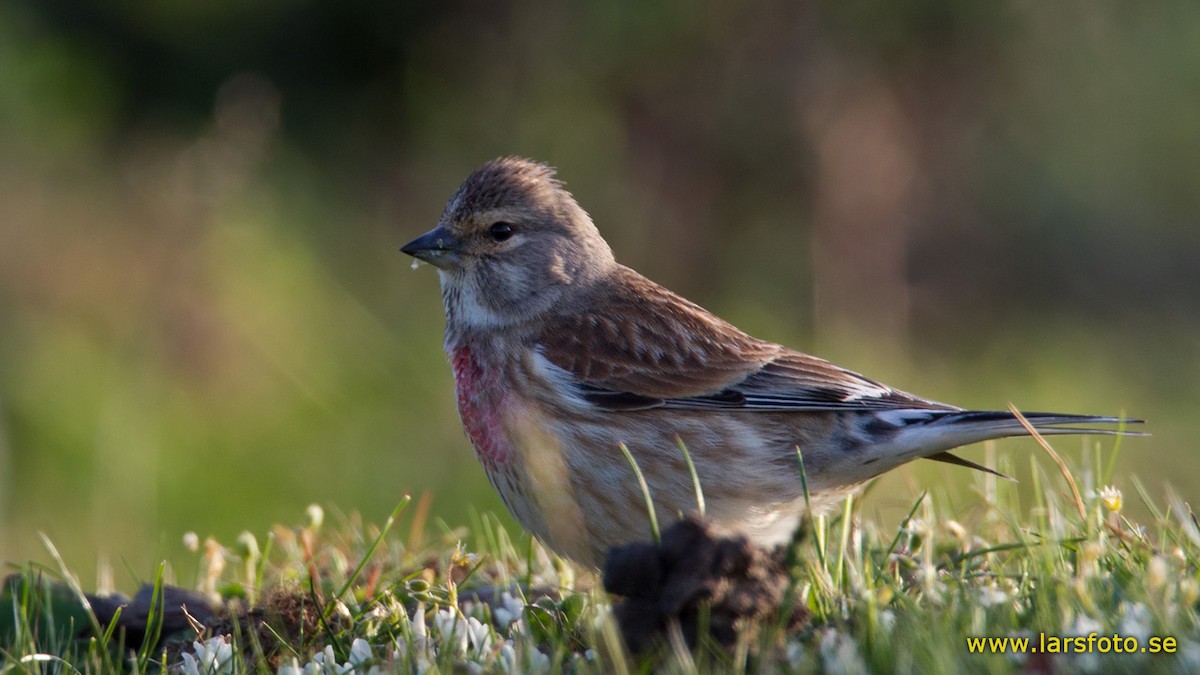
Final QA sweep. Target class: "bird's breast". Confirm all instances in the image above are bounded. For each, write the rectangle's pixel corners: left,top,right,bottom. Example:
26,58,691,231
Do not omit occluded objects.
450,344,514,467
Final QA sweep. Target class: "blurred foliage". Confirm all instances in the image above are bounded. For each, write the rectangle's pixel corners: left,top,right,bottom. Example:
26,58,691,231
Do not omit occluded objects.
0,0,1197,588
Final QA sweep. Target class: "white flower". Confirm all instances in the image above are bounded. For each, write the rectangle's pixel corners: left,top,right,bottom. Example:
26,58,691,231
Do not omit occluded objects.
464,616,495,653
819,629,867,674
785,642,810,669
411,603,428,646
312,646,336,673
977,586,1010,608
432,607,498,660
1098,486,1122,513
332,601,352,620
498,643,517,673
493,592,526,630
348,639,373,667
391,634,431,673
492,642,548,675
434,608,470,656
877,610,896,634
178,636,234,675
527,648,551,672
292,642,386,675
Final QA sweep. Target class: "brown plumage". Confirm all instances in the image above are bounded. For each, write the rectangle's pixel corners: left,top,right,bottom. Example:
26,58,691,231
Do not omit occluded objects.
402,156,1141,567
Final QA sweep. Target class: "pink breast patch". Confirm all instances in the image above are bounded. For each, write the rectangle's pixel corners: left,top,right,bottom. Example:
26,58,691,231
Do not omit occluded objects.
451,345,512,466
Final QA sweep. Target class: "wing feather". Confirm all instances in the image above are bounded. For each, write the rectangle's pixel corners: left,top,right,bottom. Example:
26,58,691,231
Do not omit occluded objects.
537,267,955,414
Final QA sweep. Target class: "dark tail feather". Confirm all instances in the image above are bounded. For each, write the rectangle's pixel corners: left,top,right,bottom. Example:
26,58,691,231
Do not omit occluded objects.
929,411,1146,437
911,411,1143,478
926,451,1014,481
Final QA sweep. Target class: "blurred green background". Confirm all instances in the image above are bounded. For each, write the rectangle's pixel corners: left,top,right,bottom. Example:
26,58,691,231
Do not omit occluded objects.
1,1,1197,589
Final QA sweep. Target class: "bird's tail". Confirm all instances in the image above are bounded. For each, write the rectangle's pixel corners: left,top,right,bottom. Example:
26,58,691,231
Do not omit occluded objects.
909,410,1144,480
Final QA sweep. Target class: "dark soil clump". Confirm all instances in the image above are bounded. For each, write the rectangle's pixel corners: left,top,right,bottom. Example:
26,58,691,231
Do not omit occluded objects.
602,516,809,653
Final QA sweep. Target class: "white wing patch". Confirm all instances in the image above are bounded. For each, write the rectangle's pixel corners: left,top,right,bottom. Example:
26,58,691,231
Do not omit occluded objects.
873,409,939,427
528,347,593,411
838,380,894,402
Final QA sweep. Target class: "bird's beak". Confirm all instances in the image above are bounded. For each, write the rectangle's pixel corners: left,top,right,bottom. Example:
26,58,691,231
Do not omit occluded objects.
400,225,463,270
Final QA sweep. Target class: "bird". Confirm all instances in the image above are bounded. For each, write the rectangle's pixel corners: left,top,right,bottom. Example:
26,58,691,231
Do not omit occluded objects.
401,156,1140,567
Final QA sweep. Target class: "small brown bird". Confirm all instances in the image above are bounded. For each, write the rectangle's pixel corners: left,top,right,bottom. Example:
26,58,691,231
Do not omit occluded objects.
402,157,1139,567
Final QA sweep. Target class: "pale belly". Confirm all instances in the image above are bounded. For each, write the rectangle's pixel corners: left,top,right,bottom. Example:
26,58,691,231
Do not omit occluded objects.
448,344,839,566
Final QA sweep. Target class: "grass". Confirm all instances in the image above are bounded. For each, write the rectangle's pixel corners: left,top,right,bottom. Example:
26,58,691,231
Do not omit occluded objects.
3,438,1200,674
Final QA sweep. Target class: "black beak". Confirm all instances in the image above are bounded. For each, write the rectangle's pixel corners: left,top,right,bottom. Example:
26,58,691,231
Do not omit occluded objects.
400,225,462,269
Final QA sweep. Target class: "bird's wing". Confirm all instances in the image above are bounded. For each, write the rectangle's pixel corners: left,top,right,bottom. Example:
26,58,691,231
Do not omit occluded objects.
536,268,955,413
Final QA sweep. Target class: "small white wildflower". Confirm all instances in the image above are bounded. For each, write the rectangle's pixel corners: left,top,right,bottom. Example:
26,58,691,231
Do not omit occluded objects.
588,601,617,637
276,658,303,675
348,639,373,667
388,636,405,659
366,604,390,621
819,629,867,675
313,646,334,666
1098,486,1122,513
333,600,352,620
435,608,470,656
392,633,431,674
977,586,1010,608
528,649,551,672
410,603,428,649
498,643,517,673
877,609,896,634
465,616,495,653
179,636,234,675
183,532,200,552
493,592,526,630
785,641,809,669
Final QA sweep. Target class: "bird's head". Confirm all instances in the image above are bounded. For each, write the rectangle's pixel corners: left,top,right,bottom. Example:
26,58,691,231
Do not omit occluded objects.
402,157,616,328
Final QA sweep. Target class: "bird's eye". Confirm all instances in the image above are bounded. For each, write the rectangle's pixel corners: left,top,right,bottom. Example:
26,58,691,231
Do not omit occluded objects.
489,222,515,241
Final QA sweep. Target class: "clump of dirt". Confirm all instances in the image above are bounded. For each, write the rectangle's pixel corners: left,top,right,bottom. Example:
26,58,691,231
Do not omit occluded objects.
189,586,327,670
602,516,809,653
